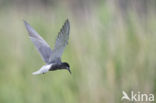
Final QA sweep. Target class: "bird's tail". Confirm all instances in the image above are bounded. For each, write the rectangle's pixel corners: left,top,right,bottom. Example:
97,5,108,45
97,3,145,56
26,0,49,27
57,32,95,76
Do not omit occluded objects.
32,70,42,75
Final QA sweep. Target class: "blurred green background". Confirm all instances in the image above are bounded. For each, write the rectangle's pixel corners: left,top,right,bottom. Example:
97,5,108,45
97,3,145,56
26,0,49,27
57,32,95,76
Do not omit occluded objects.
0,0,156,103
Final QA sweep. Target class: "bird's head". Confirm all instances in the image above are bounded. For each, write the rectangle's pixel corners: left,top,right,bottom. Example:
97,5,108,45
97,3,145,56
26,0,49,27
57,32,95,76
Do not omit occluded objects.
62,62,71,74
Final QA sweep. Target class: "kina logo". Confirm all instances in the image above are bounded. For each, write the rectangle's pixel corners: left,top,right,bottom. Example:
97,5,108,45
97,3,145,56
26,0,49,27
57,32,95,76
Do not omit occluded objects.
121,91,154,102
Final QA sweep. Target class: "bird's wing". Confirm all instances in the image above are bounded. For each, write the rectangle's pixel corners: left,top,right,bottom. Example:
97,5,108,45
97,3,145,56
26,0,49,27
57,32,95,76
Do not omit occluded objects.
24,21,53,64
49,19,70,63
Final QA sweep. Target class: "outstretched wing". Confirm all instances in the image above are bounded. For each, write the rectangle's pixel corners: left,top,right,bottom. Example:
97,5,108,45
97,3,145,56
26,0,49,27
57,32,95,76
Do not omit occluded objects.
49,19,70,63
24,21,53,64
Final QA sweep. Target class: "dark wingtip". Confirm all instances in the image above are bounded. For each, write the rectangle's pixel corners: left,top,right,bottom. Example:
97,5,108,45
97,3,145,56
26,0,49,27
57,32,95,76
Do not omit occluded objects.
23,20,29,26
65,19,69,25
66,18,69,21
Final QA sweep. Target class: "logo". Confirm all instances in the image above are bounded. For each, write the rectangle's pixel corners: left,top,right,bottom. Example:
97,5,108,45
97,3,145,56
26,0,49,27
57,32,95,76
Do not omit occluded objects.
121,91,154,102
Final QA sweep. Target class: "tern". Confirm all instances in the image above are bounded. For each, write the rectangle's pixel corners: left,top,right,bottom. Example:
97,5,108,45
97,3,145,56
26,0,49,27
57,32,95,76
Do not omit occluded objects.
24,19,71,75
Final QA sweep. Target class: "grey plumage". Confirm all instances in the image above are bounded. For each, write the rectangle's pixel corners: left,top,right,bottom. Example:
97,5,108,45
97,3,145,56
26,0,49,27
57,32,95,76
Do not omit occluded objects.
24,21,53,63
49,20,70,63
24,20,70,64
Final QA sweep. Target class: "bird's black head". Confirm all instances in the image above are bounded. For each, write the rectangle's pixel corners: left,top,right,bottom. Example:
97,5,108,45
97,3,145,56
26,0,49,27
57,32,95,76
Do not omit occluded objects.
62,62,71,74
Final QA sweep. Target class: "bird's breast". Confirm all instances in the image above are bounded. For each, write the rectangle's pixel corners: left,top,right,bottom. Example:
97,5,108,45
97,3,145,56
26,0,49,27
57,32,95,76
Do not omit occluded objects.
49,63,61,71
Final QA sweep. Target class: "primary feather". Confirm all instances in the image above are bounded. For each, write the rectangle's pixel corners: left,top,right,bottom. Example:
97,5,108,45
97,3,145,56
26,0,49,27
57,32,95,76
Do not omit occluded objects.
49,19,70,63
24,21,53,64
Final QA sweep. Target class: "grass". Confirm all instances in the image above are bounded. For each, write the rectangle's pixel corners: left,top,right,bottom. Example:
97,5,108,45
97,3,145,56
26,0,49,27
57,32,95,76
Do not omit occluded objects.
0,3,156,103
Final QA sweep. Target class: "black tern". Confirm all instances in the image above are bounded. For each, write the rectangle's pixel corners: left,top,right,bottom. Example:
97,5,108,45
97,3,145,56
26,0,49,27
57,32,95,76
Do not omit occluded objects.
24,19,71,75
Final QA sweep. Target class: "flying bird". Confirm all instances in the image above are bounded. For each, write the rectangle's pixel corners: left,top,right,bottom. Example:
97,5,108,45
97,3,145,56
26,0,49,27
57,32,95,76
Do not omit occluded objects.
24,19,71,75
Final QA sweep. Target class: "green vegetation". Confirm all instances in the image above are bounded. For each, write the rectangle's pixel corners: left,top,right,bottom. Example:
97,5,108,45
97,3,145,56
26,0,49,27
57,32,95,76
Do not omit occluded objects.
0,1,156,103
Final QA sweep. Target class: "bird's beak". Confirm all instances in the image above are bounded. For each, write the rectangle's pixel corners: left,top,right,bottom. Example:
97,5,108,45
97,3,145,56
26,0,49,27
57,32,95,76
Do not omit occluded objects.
67,67,71,74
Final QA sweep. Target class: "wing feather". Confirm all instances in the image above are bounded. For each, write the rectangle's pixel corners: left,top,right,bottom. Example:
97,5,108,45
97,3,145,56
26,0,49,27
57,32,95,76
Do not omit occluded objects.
49,19,70,63
24,21,53,64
